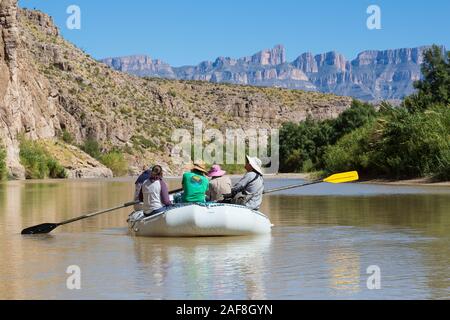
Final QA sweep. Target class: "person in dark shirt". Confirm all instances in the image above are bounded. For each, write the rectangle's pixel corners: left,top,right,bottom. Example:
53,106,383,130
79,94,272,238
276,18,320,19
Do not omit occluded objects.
133,166,152,211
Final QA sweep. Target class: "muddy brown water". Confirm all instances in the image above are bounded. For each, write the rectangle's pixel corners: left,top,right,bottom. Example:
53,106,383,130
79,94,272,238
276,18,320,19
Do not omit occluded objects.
0,178,449,299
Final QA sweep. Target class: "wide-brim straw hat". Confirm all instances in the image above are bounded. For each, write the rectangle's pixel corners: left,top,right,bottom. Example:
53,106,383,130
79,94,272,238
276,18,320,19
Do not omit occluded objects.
246,156,264,176
191,160,208,174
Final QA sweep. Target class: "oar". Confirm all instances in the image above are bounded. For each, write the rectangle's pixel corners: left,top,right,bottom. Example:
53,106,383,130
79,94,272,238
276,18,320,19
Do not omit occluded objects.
21,187,184,235
263,171,359,195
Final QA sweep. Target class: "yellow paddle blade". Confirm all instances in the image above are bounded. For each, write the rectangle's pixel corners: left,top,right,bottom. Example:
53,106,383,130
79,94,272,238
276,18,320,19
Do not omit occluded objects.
323,171,359,184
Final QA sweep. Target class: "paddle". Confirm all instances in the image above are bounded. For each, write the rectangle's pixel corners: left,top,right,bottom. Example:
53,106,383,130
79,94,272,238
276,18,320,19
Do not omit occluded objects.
21,187,184,235
263,171,359,195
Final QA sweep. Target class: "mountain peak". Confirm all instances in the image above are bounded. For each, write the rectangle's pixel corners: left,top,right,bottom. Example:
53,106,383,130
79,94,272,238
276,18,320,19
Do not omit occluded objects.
239,45,286,66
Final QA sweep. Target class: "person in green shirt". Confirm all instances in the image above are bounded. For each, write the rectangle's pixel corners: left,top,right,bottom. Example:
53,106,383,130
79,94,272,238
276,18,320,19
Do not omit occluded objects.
182,160,209,203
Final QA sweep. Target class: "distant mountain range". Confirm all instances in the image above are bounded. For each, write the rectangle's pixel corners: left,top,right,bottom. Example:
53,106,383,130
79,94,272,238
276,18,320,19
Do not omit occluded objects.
101,44,447,102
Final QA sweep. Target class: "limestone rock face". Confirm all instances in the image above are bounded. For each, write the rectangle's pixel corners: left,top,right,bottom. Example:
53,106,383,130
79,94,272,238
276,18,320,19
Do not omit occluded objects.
101,55,176,79
244,44,286,66
0,0,57,178
292,53,319,73
0,0,112,178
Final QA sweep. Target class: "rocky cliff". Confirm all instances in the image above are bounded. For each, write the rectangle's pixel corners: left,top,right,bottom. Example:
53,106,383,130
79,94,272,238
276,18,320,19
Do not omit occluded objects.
0,0,113,178
104,45,447,102
0,0,352,178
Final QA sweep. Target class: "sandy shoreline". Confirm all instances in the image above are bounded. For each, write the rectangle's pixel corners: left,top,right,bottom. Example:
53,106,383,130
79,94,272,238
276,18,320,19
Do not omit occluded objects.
8,173,448,187
167,173,449,187
360,178,450,187
275,175,450,186
237,173,449,186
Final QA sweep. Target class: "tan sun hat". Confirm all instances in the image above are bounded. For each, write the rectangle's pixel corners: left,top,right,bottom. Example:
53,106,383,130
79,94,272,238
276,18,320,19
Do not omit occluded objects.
246,155,264,176
191,160,208,174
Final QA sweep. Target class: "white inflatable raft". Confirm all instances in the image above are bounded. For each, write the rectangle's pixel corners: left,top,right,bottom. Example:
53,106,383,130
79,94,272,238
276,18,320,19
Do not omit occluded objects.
127,203,273,237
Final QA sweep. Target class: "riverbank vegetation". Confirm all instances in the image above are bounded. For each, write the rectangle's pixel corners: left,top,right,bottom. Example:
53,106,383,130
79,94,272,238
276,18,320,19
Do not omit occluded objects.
0,145,7,180
280,45,450,181
19,138,67,179
80,138,128,176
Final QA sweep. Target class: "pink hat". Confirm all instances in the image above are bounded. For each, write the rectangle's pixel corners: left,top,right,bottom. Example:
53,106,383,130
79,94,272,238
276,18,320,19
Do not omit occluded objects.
208,165,227,178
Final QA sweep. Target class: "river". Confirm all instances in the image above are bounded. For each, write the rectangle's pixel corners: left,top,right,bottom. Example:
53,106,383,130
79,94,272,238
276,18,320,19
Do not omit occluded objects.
0,178,449,300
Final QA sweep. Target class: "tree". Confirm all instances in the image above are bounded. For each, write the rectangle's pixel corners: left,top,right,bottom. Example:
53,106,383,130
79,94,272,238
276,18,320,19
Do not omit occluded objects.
404,45,450,112
332,100,376,142
279,101,376,173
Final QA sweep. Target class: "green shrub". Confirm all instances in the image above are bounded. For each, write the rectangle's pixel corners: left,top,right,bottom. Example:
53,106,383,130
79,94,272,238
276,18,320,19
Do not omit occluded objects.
0,146,7,180
279,100,376,173
282,149,304,173
220,163,246,175
302,159,315,173
62,129,74,144
80,138,129,177
100,151,128,177
19,139,67,179
324,105,450,180
370,105,450,179
47,158,68,179
332,100,377,140
80,138,101,159
132,135,155,149
435,148,450,180
280,45,450,181
168,89,177,98
324,123,374,174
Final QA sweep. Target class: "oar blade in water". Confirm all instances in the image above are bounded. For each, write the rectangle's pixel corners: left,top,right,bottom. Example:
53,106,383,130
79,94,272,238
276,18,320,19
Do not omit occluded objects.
21,223,59,235
324,171,359,184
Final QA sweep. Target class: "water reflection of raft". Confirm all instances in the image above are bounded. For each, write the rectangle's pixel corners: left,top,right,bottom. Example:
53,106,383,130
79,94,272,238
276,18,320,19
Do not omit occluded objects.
127,203,273,237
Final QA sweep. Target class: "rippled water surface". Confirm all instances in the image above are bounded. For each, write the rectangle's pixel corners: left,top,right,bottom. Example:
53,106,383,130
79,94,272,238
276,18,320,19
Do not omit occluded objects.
0,178,449,299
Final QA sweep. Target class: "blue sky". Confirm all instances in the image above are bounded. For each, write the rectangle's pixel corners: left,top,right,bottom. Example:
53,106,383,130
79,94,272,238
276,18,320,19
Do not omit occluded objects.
19,0,450,66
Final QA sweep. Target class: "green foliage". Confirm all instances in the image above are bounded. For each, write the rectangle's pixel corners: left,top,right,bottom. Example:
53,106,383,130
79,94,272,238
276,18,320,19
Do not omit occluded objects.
404,45,450,112
332,100,377,140
99,151,128,177
324,123,374,174
369,105,450,179
0,145,7,180
132,135,156,149
168,89,177,98
220,163,247,175
279,100,376,173
61,129,74,144
19,139,67,179
80,138,129,177
280,47,450,182
80,138,101,159
435,148,450,180
323,105,450,180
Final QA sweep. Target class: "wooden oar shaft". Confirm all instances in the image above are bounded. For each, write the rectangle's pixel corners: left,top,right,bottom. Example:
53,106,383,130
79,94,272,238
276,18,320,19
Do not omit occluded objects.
264,180,321,195
263,171,359,195
21,187,185,235
58,188,184,226
59,201,139,226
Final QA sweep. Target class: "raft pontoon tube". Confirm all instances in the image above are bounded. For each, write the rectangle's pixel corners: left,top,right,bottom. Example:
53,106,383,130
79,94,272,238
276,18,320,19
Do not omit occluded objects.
128,203,273,237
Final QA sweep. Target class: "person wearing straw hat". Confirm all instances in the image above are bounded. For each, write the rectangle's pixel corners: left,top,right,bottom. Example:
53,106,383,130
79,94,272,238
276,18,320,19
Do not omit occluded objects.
182,160,210,203
225,156,264,211
206,164,232,202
